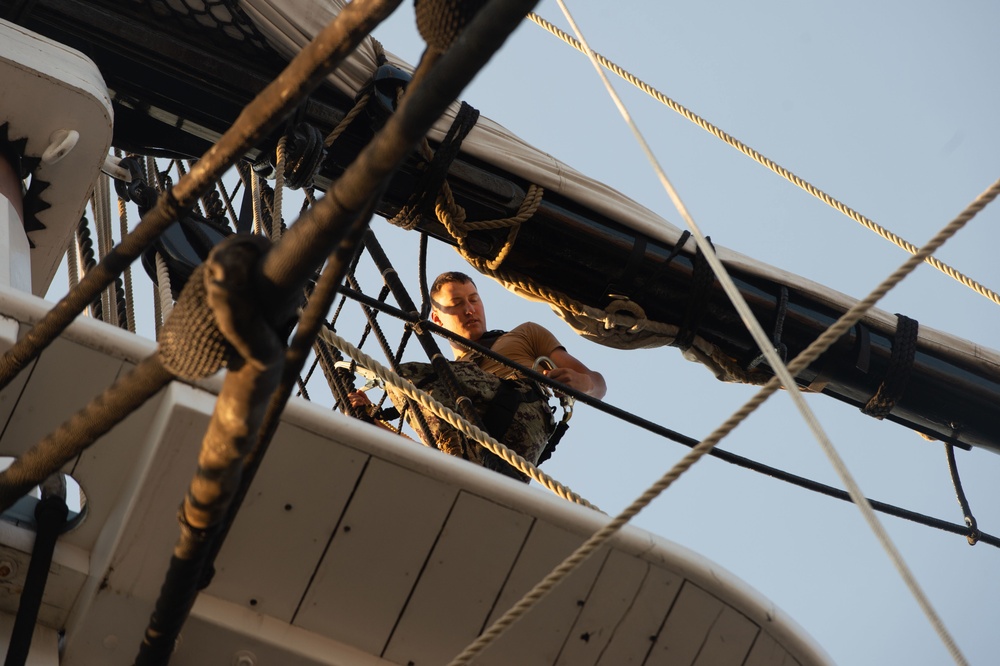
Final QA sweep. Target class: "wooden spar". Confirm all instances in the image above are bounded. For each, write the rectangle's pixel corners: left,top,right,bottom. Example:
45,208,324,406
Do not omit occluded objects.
9,0,1000,454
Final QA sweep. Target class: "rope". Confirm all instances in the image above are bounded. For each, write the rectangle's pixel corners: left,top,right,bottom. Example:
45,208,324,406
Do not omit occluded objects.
318,328,600,512
116,167,136,333
945,443,980,546
65,229,80,291
337,283,1000,549
325,91,373,147
527,12,1000,309
272,135,286,239
449,175,1000,666
446,7,998,665
155,252,174,326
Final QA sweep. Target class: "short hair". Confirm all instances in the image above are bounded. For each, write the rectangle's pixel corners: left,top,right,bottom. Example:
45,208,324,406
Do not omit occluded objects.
430,271,476,298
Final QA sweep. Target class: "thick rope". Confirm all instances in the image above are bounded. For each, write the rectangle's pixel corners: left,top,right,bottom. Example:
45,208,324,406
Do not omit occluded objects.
65,232,80,291
155,252,174,325
448,177,1000,666
117,181,136,333
318,327,600,512
527,12,1000,309
272,135,286,239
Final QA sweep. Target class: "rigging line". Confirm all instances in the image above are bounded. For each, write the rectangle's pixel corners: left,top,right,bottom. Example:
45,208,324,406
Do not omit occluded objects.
318,327,599,512
338,284,1000,547
456,4,989,665
0,0,395,392
526,12,1000,308
449,182,997,666
491,172,1000,666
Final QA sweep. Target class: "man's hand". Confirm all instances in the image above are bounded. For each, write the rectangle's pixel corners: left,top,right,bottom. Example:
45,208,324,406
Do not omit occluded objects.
545,349,607,399
348,391,373,409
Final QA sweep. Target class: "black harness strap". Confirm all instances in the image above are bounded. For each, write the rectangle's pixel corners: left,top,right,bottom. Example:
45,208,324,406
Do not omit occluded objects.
862,314,919,419
673,236,715,351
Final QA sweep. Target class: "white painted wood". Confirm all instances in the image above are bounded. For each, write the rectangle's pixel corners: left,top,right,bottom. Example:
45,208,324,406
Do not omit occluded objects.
0,18,113,295
383,491,533,666
596,564,683,665
60,389,216,664
744,631,797,666
555,550,650,666
475,521,606,666
646,582,724,666
0,336,124,457
209,420,369,622
0,610,60,665
294,457,459,655
0,199,30,292
175,595,399,666
693,605,759,666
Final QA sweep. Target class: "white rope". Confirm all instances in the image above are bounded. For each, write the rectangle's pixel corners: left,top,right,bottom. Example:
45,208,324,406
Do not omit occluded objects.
444,6,986,665
527,12,1000,309
65,232,80,291
90,175,116,327
154,252,174,326
272,136,286,239
250,170,263,237
317,327,601,512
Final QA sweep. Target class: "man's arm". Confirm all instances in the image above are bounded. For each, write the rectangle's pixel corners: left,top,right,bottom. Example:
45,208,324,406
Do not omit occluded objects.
545,348,607,400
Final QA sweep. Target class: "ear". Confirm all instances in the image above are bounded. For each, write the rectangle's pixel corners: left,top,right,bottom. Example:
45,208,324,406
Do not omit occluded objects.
430,309,441,325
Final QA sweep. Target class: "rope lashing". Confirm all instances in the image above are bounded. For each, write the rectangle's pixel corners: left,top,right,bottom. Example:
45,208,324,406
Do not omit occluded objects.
862,313,919,419
747,285,789,370
388,101,480,230
672,237,715,351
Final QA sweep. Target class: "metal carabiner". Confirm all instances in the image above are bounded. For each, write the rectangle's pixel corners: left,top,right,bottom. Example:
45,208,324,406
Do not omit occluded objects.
533,356,574,422
334,361,384,392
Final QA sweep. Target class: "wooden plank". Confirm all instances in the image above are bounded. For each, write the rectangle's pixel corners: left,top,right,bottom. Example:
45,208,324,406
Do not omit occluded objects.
645,582,723,666
293,458,459,656
693,605,759,666
208,420,369,622
743,632,796,666
0,337,123,455
382,491,533,666
475,521,606,666
595,564,682,666
555,549,650,666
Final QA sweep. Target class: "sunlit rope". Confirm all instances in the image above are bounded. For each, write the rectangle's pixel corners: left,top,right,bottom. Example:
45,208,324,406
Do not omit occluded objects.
527,12,1000,309
272,135,286,238
115,154,136,332
446,6,994,666
317,327,600,513
154,252,174,327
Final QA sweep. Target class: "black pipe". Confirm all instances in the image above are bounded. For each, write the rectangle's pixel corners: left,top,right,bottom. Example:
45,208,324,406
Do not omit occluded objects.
3,492,68,666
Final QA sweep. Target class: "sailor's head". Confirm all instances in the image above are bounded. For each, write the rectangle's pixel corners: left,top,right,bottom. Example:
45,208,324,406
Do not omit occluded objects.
430,271,486,342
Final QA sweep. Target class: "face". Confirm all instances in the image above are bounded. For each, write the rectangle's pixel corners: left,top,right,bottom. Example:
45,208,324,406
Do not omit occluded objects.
430,280,487,341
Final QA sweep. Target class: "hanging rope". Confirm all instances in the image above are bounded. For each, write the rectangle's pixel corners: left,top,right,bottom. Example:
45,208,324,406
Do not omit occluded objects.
527,12,1000,309
945,443,980,546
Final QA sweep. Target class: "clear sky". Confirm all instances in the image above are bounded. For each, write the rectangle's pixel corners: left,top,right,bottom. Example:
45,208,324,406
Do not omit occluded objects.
355,2,999,665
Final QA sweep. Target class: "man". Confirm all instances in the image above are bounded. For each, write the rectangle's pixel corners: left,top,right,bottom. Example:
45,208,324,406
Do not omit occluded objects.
347,271,605,475
428,271,606,399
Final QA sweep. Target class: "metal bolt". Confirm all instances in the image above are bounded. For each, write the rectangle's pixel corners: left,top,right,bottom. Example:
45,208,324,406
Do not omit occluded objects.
233,650,256,666
0,560,14,579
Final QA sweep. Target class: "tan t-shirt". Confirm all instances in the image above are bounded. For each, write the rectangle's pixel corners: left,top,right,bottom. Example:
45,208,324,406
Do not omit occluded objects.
456,322,562,379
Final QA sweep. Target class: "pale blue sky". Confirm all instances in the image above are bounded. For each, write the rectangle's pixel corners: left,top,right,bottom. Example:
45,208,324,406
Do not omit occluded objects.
356,3,1000,664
